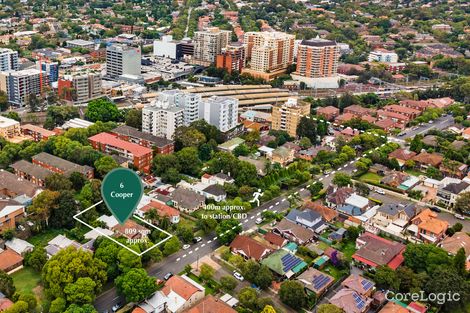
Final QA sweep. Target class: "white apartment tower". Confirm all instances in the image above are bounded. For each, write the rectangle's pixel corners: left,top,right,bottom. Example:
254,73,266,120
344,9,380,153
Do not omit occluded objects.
142,96,184,140
200,96,238,132
106,44,141,80
193,27,231,64
0,48,19,72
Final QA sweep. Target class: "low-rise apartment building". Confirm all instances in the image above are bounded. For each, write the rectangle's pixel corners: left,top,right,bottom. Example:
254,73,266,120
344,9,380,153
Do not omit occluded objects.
88,132,153,173
111,125,174,155
20,124,55,142
32,152,94,179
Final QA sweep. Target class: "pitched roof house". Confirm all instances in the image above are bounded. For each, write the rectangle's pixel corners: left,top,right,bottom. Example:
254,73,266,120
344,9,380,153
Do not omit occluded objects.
388,148,416,167
341,274,375,297
186,295,237,313
161,275,205,312
439,232,470,260
273,218,316,244
229,235,272,261
352,232,405,270
286,209,326,233
302,201,339,222
412,152,443,169
263,232,288,248
410,209,448,243
329,288,372,313
297,267,334,296
171,187,205,213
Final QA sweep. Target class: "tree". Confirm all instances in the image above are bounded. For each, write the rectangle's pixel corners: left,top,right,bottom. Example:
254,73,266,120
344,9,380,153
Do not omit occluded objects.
125,109,142,130
200,264,215,281
254,265,273,289
64,277,97,305
308,182,323,197
261,305,277,313
85,98,121,122
24,246,47,272
216,219,242,245
69,172,86,191
0,270,15,298
117,248,142,273
0,90,8,111
176,147,202,176
28,93,41,112
403,244,451,274
455,192,470,214
453,248,467,276
279,281,307,310
173,126,206,149
27,190,60,229
49,297,67,313
94,156,119,177
3,300,28,313
426,166,443,180
116,268,157,302
94,240,121,279
354,182,370,197
424,267,469,310
374,265,399,290
41,247,107,299
299,137,312,149
242,260,260,282
317,304,344,313
50,190,79,228
332,172,352,187
163,236,181,256
296,116,317,143
220,275,237,292
238,287,258,311
63,304,98,313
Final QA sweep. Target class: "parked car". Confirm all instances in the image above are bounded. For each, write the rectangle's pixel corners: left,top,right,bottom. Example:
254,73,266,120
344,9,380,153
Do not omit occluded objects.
430,206,441,213
455,214,465,220
193,237,202,243
375,189,385,195
164,272,173,280
233,271,244,281
255,218,263,225
182,244,190,250
111,302,122,312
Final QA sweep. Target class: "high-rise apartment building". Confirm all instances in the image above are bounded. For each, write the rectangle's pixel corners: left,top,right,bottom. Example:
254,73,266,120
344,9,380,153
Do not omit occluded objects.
106,44,141,80
200,96,239,132
291,37,340,88
142,99,184,140
0,48,18,72
193,27,231,65
216,43,245,74
36,61,59,83
142,90,239,139
272,98,311,137
0,69,47,107
58,71,102,105
243,31,294,79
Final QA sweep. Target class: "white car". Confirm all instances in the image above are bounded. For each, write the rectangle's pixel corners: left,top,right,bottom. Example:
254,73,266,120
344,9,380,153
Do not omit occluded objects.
233,271,244,281
375,189,385,195
183,244,190,250
455,214,465,220
255,218,263,225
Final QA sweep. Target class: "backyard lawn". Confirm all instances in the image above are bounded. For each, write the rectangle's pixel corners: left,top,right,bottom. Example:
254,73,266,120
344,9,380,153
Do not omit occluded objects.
27,228,64,246
334,240,356,261
11,267,44,304
358,172,382,184
405,169,424,177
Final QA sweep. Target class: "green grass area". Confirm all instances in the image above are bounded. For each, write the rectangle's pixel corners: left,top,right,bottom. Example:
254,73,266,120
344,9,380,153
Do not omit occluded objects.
359,172,382,184
27,229,64,246
405,169,424,177
317,241,330,251
11,267,44,303
187,273,219,295
334,240,356,261
323,264,348,281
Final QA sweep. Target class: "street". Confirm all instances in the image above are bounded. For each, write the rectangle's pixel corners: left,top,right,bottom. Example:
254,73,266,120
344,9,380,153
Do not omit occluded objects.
397,115,454,140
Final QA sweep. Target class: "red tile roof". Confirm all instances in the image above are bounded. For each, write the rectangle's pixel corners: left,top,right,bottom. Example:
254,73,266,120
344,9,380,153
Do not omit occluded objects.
186,295,237,313
230,235,271,260
0,249,23,272
89,132,152,157
0,298,13,311
140,200,180,218
264,232,287,247
353,232,405,269
162,275,202,300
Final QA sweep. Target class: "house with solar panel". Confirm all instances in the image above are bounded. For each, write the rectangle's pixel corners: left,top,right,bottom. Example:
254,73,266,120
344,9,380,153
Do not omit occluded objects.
296,268,335,296
260,249,307,279
341,274,375,297
329,288,373,313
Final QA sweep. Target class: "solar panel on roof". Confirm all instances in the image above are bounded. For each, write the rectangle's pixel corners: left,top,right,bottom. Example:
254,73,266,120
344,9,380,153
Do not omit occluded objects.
282,254,302,272
353,293,365,310
313,275,330,290
361,279,373,291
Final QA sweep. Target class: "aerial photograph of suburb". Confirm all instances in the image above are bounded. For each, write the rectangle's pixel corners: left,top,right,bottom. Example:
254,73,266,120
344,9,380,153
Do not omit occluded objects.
0,0,469,312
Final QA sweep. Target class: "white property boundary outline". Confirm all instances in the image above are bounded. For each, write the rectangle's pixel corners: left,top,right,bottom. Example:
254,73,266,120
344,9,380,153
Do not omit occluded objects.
73,200,173,256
